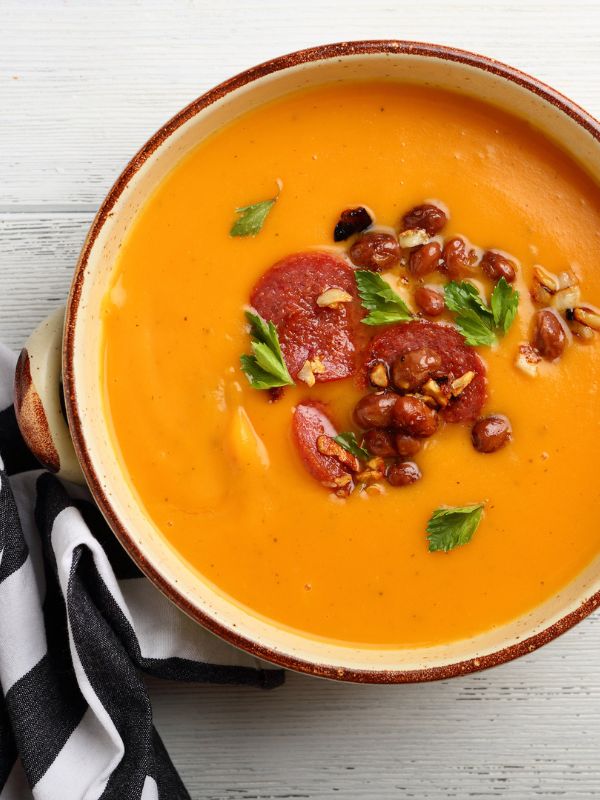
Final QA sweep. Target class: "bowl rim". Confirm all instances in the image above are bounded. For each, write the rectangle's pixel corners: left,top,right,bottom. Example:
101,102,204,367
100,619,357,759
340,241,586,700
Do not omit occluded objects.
63,39,600,683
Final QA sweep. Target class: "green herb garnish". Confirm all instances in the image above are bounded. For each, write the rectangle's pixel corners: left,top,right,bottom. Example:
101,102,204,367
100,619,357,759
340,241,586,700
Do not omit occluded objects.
355,270,413,326
426,503,485,553
240,311,294,390
444,278,519,346
491,277,520,334
230,196,277,237
333,432,369,460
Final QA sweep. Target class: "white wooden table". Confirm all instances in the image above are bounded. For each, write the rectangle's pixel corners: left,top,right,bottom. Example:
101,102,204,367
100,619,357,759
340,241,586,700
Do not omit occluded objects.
3,2,600,797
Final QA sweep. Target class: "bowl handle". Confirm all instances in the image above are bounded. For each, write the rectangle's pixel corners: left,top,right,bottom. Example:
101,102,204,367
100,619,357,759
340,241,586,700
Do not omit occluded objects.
14,307,85,484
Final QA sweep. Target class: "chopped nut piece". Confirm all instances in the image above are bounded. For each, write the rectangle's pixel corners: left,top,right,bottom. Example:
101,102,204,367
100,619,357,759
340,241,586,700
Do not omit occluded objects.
297,357,326,386
316,434,361,472
366,456,386,472
333,474,352,487
573,306,600,331
297,360,316,387
335,480,353,498
369,362,389,388
355,467,384,485
532,266,579,308
515,354,538,377
407,392,438,408
551,285,581,311
397,227,430,248
557,271,578,290
310,356,326,375
531,282,553,307
422,378,450,407
568,319,595,341
363,482,385,496
520,343,542,364
533,265,562,294
451,371,475,396
326,473,354,498
515,343,541,377
316,287,353,308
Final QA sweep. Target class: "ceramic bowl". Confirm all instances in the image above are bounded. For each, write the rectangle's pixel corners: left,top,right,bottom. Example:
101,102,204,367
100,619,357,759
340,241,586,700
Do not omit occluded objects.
16,41,600,682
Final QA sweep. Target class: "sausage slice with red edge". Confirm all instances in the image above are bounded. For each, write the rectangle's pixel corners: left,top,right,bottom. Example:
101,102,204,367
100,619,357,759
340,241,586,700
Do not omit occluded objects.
250,252,364,383
364,320,487,422
292,401,352,493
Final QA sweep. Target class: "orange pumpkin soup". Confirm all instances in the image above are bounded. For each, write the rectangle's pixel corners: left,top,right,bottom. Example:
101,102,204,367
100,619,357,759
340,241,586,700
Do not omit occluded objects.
102,82,600,647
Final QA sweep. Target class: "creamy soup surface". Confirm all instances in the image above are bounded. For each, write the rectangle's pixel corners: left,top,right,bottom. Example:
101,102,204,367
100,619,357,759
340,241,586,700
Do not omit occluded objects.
102,82,600,647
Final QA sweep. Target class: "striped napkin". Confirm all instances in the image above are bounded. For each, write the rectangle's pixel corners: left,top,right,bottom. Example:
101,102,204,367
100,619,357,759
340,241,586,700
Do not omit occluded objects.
0,343,283,800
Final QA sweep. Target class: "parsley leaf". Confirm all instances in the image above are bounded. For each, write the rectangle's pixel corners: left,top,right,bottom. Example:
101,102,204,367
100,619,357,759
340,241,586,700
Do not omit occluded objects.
355,270,413,326
426,503,485,553
444,280,518,346
491,277,520,334
451,307,496,347
444,281,495,346
240,311,294,389
230,197,277,237
444,281,493,319
333,432,369,460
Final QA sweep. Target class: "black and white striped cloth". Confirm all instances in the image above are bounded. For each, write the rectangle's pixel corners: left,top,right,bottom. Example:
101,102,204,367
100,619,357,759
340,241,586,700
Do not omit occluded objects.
0,342,284,800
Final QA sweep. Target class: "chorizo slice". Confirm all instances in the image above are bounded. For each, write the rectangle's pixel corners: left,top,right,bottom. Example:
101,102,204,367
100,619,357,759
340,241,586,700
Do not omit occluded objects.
364,320,487,422
292,401,353,494
250,252,363,382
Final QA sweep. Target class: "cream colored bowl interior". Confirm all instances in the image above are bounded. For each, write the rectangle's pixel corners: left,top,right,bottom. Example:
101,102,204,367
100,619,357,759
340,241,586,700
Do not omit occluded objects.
69,51,600,676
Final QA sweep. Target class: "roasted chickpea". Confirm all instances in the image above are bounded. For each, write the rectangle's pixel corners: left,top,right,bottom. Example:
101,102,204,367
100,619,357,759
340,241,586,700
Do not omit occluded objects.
363,428,397,457
481,250,517,283
392,395,439,438
471,414,512,453
532,309,567,361
394,433,421,457
353,391,398,429
386,461,422,487
441,237,478,279
408,241,442,278
391,348,443,391
401,203,447,236
414,286,445,317
349,232,400,272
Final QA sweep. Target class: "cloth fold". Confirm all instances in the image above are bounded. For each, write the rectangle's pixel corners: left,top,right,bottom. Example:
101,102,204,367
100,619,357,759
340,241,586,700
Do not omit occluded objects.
0,343,284,800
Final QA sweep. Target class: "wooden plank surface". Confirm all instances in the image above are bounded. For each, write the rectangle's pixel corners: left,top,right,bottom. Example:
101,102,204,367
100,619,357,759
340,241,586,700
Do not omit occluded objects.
3,2,600,797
